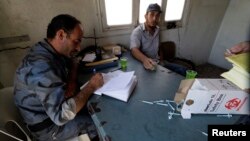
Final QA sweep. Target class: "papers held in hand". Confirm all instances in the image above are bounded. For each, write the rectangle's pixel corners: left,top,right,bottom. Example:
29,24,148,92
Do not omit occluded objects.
221,52,250,90
81,71,137,102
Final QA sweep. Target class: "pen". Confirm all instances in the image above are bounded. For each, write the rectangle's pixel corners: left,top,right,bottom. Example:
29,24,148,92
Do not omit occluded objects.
226,49,233,55
141,100,154,105
167,101,175,111
201,132,208,136
216,114,232,118
155,103,168,106
153,100,164,103
93,68,96,73
80,81,89,90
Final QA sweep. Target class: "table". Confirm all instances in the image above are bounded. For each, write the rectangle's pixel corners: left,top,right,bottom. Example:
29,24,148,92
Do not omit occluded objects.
79,52,242,141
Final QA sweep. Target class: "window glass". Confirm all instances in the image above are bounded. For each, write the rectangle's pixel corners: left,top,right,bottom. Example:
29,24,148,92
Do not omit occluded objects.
105,0,132,26
165,0,185,21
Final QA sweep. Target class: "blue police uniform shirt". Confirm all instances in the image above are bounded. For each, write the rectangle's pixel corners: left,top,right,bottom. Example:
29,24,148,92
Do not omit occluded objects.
14,39,77,126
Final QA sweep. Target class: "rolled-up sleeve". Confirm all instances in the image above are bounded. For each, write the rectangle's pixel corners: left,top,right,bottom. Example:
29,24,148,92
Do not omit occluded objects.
30,60,76,126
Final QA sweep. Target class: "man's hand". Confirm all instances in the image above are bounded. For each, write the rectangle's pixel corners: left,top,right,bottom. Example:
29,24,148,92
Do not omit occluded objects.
73,73,104,113
131,48,158,70
225,41,250,57
143,58,155,70
88,73,104,90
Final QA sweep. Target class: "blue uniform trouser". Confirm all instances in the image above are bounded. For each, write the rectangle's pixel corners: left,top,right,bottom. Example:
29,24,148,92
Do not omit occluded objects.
30,108,98,141
162,61,188,76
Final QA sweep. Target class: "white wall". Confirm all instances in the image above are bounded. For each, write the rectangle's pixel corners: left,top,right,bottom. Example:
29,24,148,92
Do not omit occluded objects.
162,0,229,65
0,0,229,87
208,0,250,69
0,0,97,87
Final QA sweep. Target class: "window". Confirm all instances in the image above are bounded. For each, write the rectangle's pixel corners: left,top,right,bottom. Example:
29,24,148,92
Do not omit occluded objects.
98,0,135,33
165,0,186,22
97,0,187,33
104,0,132,26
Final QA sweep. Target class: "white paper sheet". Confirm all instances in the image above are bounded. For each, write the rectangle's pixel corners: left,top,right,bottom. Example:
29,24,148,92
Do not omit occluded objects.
95,71,135,94
82,53,96,62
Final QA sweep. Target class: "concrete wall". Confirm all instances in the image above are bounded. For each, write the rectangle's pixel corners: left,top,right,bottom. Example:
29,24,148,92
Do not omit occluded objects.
0,0,229,87
163,0,229,64
208,0,250,69
0,0,97,87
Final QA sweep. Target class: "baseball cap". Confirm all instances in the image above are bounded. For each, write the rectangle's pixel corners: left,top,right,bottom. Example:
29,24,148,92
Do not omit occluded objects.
146,3,162,13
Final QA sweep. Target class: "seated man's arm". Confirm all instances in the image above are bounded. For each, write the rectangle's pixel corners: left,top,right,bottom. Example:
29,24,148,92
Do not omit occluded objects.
65,58,103,113
131,47,155,70
73,73,103,112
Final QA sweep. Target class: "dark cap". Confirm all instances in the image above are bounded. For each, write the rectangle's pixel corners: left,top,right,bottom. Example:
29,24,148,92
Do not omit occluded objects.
146,3,162,13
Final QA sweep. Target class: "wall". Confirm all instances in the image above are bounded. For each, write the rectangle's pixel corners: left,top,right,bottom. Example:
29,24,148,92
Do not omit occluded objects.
0,0,229,87
208,0,250,69
163,0,229,65
0,0,97,87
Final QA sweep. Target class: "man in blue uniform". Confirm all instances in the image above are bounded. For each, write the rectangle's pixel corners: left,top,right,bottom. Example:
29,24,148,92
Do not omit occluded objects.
14,14,104,141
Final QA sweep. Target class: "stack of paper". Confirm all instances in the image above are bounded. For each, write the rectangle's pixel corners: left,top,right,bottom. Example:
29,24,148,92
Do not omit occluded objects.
94,70,137,102
221,52,250,90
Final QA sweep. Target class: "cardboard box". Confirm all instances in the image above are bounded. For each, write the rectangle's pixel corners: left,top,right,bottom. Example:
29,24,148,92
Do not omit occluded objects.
174,79,249,119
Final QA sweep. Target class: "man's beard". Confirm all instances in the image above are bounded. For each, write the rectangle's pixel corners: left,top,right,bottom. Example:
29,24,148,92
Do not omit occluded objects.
146,21,157,29
70,51,78,58
148,25,156,30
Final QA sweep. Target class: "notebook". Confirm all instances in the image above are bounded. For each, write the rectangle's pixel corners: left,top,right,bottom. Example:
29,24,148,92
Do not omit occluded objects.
81,70,137,102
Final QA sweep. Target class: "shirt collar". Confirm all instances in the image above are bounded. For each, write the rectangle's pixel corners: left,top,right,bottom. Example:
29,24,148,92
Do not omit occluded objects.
142,23,159,32
39,39,68,60
39,39,58,54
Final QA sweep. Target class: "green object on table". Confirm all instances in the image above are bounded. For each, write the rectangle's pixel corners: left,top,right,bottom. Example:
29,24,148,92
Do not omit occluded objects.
120,57,127,71
185,70,197,79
